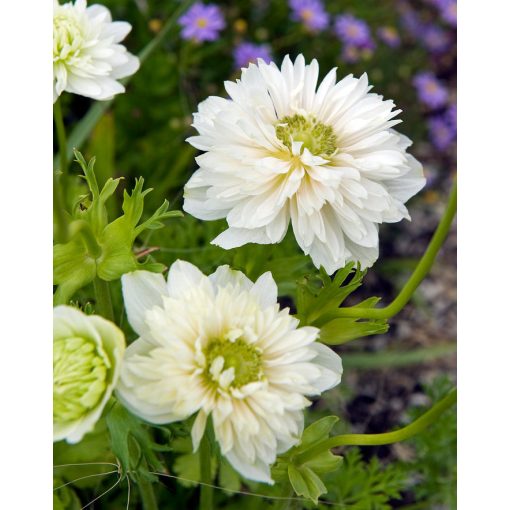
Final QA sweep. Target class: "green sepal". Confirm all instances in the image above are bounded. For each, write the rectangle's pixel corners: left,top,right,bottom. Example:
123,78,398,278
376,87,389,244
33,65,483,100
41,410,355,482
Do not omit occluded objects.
105,402,170,482
295,263,389,344
272,416,342,504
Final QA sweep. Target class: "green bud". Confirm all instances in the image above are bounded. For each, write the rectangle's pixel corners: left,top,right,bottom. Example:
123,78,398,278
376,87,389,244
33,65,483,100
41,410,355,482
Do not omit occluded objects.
53,305,125,443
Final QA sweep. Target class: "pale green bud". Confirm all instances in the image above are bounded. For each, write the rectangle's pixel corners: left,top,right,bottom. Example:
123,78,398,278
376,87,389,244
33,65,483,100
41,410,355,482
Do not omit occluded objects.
53,305,125,443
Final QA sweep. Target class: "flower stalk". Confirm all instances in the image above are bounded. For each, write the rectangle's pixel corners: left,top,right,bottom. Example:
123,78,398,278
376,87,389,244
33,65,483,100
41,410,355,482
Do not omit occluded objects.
137,476,159,510
295,387,457,465
199,434,213,510
336,178,457,320
93,277,114,322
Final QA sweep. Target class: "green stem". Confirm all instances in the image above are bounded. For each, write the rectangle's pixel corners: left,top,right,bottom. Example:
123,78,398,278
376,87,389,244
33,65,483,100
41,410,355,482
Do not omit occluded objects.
54,99,68,176
336,179,457,320
138,477,159,510
295,388,457,465
93,277,114,321
199,435,213,510
54,98,70,242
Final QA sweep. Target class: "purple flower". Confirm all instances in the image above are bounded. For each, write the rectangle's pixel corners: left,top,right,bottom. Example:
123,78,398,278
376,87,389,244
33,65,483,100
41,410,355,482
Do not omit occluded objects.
428,116,456,150
445,103,456,132
377,26,401,48
233,42,272,69
398,2,425,38
413,72,449,109
437,0,457,26
420,24,451,53
178,2,225,42
289,0,329,31
335,14,374,49
341,44,361,63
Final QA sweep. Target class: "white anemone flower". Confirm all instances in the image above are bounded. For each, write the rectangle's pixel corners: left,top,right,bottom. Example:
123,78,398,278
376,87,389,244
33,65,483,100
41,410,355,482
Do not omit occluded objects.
183,55,425,274
53,0,140,102
116,261,342,483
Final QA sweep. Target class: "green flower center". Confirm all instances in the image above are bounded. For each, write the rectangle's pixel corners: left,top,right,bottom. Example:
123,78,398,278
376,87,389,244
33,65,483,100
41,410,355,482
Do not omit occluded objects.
53,13,84,61
275,114,337,156
53,336,109,424
204,337,262,389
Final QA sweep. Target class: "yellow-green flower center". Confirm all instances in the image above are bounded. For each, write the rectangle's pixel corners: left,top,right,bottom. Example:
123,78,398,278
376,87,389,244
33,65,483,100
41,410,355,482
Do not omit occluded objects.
53,336,109,424
275,114,337,156
204,337,262,389
53,12,84,61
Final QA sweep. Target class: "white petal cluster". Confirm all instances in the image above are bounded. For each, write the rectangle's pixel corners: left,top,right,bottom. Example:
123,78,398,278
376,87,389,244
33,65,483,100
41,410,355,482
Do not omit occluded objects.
117,261,342,483
53,0,139,102
183,54,425,274
53,305,125,443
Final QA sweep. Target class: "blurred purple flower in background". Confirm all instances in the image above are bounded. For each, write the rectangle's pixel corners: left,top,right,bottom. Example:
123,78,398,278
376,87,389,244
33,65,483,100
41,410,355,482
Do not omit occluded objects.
437,0,457,27
420,24,451,53
178,2,225,42
233,42,272,69
413,72,449,109
398,2,425,38
377,26,401,48
428,116,456,150
446,103,456,131
289,0,329,31
335,14,374,48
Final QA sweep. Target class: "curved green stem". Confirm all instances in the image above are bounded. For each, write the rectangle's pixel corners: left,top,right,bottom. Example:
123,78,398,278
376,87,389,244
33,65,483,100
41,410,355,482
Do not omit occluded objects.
199,435,213,510
296,388,456,465
337,179,457,319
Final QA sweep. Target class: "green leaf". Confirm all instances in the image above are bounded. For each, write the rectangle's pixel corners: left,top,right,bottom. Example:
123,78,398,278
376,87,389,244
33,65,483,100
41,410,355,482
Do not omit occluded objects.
319,317,389,345
53,238,96,305
295,263,389,343
300,416,339,449
105,403,168,482
87,112,116,190
272,416,342,504
319,448,407,510
54,152,182,302
288,464,327,504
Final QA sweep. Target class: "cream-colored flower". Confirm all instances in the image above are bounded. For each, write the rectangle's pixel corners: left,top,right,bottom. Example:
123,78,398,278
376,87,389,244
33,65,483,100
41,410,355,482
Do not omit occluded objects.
183,54,425,274
53,305,125,443
53,0,139,102
116,261,342,483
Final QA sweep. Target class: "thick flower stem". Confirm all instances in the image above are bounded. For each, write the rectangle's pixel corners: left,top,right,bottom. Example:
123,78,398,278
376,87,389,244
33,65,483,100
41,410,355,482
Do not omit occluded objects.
295,388,457,465
336,178,457,320
138,477,159,510
199,435,214,510
93,278,114,322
